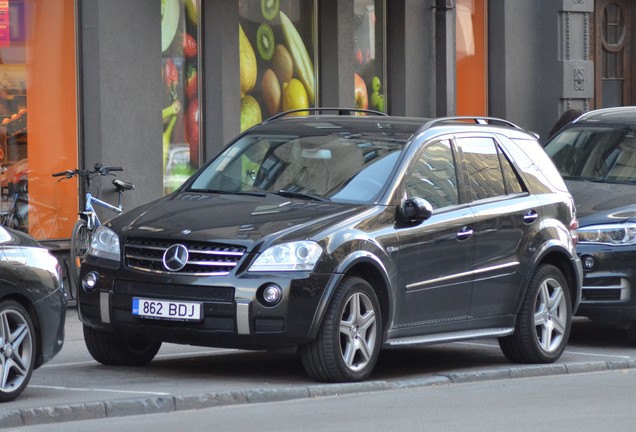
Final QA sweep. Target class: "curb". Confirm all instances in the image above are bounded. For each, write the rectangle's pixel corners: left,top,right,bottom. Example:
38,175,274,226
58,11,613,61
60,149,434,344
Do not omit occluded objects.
2,359,635,429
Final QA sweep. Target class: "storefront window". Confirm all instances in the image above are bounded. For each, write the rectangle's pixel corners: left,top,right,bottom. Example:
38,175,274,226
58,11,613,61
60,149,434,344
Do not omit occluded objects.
161,0,201,194
354,0,385,113
456,0,487,116
239,0,317,128
0,0,78,241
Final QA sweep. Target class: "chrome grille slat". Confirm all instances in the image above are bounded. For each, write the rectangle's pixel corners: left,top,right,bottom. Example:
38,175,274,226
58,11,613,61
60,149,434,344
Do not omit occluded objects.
125,238,246,276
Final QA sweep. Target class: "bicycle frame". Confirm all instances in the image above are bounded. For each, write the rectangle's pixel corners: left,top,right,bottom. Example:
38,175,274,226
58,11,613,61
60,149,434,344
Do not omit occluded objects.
80,192,124,231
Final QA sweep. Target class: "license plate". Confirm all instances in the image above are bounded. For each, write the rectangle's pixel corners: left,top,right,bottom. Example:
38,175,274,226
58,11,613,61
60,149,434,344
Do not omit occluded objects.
132,297,202,321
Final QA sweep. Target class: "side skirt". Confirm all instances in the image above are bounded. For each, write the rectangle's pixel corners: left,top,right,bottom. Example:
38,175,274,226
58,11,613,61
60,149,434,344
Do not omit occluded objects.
384,327,514,348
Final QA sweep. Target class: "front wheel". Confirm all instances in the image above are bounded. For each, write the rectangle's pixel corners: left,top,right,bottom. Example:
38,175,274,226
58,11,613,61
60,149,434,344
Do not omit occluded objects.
499,264,572,363
69,219,91,296
299,276,382,382
83,325,161,366
0,301,36,402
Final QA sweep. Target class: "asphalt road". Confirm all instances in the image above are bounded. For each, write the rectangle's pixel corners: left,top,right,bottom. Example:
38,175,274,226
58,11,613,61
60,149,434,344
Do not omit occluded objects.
1,309,635,429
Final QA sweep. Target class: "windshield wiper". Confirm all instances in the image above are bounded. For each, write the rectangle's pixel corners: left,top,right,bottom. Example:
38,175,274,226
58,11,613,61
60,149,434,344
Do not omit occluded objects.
188,188,266,197
274,190,330,202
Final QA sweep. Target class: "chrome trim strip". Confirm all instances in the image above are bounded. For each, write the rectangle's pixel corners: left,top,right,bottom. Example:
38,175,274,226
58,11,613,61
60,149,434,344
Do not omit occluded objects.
406,261,519,290
126,265,231,276
236,302,251,335
100,292,110,324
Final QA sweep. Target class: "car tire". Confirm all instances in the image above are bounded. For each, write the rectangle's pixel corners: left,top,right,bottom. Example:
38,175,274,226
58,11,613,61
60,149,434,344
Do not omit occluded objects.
70,219,91,295
83,325,161,366
0,300,36,402
499,264,572,363
299,276,382,382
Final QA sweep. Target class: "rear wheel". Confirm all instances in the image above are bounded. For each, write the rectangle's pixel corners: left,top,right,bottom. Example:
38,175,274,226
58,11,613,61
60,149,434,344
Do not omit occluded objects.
499,264,572,363
83,325,161,366
70,219,91,294
0,301,36,402
299,276,382,382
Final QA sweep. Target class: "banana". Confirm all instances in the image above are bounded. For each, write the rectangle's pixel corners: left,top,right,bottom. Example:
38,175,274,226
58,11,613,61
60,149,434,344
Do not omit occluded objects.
279,11,315,105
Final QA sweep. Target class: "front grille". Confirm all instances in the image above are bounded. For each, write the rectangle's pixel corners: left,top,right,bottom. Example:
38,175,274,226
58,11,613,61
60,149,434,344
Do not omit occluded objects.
115,280,234,303
125,238,246,276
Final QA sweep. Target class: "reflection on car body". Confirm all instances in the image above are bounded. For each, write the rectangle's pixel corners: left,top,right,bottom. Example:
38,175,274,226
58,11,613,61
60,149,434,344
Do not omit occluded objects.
77,109,582,382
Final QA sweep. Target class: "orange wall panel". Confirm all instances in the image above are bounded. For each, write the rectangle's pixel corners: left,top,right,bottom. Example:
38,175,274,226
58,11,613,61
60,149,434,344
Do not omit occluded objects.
26,0,78,240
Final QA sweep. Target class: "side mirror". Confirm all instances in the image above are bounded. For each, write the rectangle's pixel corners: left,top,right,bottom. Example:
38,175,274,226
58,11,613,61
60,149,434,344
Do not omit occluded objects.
398,197,433,224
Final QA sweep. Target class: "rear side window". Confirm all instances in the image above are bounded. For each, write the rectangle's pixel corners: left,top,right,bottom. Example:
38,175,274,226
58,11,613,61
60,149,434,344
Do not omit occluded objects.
499,150,524,194
457,137,506,201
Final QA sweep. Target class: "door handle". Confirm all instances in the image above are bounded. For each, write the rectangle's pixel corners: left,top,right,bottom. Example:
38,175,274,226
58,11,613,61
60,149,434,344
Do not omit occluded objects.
523,210,539,224
456,227,474,241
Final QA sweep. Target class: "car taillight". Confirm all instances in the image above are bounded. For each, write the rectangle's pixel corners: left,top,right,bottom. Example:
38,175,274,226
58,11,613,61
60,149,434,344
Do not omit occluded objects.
570,219,579,246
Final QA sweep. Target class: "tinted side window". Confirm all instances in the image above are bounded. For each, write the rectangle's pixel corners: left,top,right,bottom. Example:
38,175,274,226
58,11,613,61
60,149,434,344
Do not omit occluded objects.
405,140,458,209
457,137,506,201
499,150,524,194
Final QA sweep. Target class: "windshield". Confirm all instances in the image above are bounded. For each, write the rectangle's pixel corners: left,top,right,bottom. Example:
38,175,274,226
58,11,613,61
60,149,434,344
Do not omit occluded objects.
544,125,636,184
189,133,405,203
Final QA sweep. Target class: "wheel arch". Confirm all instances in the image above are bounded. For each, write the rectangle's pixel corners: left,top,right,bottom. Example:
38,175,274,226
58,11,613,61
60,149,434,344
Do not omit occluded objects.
308,251,392,338
519,246,581,314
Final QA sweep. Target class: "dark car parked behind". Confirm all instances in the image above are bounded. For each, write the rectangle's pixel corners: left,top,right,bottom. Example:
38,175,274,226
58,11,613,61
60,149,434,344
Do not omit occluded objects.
0,226,66,401
77,109,582,382
544,106,636,343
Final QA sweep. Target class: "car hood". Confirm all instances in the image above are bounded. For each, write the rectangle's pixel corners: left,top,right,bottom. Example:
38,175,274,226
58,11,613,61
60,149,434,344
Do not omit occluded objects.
117,192,369,249
565,179,636,225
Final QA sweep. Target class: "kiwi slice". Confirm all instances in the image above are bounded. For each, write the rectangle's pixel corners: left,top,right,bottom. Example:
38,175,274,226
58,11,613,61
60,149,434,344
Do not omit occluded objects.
256,24,275,61
261,0,280,21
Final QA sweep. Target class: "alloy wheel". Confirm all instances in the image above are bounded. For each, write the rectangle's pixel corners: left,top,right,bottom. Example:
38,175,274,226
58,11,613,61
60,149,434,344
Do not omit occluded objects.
339,291,377,372
534,277,567,353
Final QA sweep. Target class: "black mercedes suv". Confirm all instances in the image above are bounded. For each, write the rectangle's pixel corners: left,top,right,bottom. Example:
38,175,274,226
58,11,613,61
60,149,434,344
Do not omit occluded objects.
77,109,582,382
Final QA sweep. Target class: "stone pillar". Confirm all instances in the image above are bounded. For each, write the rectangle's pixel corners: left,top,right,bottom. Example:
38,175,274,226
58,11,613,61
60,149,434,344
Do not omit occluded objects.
558,0,594,114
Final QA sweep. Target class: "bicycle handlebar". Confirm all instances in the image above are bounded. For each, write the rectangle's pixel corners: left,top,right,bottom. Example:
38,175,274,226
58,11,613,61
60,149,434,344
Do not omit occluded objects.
52,163,125,180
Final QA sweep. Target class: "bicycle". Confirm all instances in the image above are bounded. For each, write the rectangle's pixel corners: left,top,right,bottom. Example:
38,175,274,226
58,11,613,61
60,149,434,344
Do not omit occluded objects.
53,163,134,298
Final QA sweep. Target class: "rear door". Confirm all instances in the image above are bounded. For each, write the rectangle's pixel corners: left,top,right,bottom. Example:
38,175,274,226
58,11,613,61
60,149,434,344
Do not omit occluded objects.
455,135,541,318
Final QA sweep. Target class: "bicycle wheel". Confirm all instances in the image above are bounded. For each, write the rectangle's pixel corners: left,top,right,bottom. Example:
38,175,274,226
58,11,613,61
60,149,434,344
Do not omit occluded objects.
70,219,91,295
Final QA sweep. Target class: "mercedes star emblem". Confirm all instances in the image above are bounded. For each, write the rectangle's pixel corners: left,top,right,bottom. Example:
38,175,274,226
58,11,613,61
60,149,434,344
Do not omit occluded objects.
163,244,189,272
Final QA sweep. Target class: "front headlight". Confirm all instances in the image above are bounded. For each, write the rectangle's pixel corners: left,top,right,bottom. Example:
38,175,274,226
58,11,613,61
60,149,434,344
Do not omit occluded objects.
249,241,323,271
88,226,121,261
578,223,636,246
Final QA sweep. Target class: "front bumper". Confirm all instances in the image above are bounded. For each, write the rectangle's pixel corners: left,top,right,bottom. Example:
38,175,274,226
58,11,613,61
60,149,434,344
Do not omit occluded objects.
575,243,636,325
77,260,337,350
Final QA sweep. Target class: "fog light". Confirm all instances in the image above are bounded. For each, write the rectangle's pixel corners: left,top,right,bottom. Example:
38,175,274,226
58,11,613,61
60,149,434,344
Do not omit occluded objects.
262,284,283,306
582,255,595,270
83,271,99,290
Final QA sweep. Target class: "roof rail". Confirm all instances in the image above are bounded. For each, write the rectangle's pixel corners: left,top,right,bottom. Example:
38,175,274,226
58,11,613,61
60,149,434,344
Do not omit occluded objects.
264,107,388,123
421,116,525,131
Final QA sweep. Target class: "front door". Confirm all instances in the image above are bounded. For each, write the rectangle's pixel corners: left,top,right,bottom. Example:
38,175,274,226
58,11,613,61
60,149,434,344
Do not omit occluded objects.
594,0,635,107
395,139,475,330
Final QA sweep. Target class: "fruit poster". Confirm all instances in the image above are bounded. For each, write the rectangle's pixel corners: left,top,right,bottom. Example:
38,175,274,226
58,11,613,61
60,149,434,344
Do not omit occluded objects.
239,0,316,131
354,0,385,113
161,0,200,194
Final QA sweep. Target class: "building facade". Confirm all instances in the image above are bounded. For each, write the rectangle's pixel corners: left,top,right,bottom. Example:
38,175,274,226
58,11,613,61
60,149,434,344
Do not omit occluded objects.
0,0,633,250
